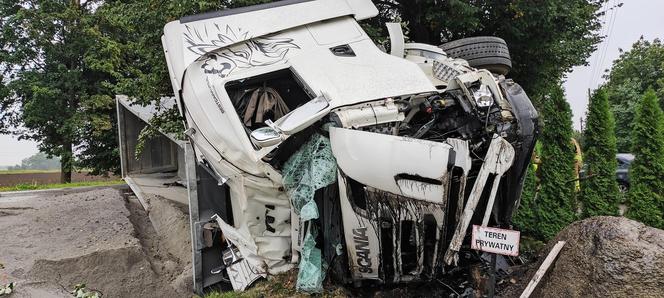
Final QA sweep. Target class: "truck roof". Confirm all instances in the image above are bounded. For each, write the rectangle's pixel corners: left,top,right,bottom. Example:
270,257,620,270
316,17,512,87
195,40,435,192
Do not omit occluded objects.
162,0,378,102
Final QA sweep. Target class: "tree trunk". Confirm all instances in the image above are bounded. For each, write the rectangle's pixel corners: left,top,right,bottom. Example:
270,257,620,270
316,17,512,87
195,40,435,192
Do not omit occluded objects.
60,142,73,183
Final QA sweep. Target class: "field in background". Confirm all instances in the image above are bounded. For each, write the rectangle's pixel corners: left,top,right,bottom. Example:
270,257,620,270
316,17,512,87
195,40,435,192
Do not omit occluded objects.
0,180,125,192
0,171,121,188
0,169,60,174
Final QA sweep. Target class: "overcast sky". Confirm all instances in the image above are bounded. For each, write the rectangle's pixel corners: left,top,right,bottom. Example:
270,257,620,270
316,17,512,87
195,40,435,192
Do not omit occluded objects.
0,134,39,166
564,0,664,130
0,0,662,166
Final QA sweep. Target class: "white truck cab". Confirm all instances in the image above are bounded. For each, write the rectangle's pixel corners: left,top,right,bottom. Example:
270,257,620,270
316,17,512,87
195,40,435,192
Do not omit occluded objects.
153,0,538,293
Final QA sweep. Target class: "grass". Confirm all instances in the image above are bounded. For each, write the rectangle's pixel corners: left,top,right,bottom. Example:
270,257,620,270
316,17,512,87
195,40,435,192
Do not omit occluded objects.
0,169,60,174
199,270,347,298
0,180,125,192
519,236,546,262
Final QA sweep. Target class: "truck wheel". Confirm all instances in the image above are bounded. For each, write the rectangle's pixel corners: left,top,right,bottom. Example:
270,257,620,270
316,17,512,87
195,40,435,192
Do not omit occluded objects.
440,36,512,75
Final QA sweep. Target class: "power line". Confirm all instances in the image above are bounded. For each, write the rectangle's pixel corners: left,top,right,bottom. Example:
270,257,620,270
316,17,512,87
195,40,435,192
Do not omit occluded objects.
597,2,621,85
588,0,613,89
591,1,621,89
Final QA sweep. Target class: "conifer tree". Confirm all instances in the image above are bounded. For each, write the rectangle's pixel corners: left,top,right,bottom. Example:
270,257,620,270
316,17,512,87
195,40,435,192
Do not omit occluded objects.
536,84,577,239
580,90,620,217
512,163,540,236
625,89,664,228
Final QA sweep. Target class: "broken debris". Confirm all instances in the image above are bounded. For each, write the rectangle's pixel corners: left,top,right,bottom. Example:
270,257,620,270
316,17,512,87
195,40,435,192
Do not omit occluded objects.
0,283,14,296
282,133,337,293
282,133,337,219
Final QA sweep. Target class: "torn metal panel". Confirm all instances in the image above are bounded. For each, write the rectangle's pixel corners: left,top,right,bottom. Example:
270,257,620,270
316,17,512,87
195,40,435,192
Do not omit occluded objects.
446,138,472,222
330,127,454,204
211,214,268,291
444,136,515,265
338,172,449,283
227,259,265,291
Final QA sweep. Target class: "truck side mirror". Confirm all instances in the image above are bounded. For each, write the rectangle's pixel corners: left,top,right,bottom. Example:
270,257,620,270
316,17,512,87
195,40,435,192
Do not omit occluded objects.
250,127,282,148
251,95,330,148
274,95,330,134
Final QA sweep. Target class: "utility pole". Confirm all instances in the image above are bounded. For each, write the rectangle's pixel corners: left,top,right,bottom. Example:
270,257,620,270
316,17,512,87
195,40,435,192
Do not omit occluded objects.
580,88,592,132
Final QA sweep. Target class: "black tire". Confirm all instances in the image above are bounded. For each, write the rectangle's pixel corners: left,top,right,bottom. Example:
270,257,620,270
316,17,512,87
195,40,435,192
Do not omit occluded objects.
440,36,512,75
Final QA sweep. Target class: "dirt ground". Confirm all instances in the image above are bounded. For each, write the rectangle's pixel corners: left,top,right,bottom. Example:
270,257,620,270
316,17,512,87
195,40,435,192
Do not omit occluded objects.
0,172,119,187
0,187,190,297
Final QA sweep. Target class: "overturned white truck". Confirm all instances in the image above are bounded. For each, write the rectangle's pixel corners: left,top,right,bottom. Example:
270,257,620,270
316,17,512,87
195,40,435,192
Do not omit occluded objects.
119,0,538,294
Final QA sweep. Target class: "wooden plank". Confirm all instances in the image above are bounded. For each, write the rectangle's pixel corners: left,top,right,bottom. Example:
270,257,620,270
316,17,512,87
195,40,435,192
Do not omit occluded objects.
520,241,567,298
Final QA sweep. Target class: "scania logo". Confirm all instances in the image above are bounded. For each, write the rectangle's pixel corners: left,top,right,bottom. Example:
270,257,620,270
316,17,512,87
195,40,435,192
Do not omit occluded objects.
353,227,373,273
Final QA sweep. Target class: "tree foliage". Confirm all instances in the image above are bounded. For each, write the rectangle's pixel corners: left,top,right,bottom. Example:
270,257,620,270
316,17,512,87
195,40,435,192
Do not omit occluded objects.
368,0,607,100
604,38,664,152
580,89,620,217
0,0,272,179
536,84,577,240
0,0,117,181
625,89,664,228
511,163,539,237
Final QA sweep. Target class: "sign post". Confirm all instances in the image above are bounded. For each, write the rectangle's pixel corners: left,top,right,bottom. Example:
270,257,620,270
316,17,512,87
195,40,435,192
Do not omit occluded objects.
471,225,520,298
488,253,497,297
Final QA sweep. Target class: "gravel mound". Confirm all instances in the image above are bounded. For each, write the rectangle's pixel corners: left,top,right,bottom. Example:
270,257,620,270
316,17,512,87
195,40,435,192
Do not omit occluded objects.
0,187,190,297
29,247,173,298
504,216,664,297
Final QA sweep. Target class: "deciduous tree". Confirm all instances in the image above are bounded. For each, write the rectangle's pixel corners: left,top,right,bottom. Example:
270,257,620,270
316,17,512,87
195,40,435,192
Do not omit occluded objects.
0,0,117,182
368,0,608,100
604,38,664,152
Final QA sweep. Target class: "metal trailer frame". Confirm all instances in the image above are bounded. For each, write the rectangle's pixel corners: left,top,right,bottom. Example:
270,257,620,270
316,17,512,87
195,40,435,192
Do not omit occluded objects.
116,95,228,294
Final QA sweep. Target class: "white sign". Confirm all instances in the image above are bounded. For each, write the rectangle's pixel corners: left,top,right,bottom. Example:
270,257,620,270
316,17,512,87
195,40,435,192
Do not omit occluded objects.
471,225,520,256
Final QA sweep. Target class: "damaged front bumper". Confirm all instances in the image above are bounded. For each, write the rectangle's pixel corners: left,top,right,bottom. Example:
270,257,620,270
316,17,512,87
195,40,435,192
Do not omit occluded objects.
333,129,516,284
